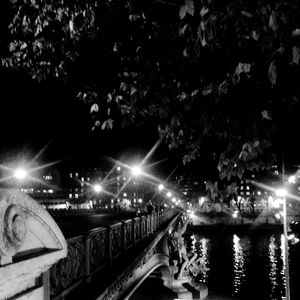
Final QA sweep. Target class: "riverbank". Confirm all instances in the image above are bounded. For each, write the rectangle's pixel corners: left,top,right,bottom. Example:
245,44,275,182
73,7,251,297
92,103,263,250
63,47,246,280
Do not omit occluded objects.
191,211,298,226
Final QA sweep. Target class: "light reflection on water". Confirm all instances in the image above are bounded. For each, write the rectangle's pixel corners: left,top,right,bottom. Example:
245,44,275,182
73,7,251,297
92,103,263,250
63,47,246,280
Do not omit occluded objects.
197,237,210,283
269,235,278,299
232,234,245,296
280,234,287,300
191,229,292,299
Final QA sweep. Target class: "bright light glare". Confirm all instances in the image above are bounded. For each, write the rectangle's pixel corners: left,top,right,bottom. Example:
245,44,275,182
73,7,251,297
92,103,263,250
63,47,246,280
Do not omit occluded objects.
276,188,287,197
288,175,296,184
14,168,27,180
158,184,164,191
93,184,103,193
232,211,238,218
167,192,172,198
131,166,142,176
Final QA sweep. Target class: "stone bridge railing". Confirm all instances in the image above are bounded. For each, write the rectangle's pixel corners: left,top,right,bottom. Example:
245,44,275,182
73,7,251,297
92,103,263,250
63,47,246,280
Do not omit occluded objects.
50,209,178,300
0,189,67,300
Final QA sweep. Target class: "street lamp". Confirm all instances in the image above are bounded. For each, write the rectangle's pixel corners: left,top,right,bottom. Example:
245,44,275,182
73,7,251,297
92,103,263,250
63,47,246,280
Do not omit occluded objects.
13,168,28,180
93,184,103,193
131,165,142,177
275,188,290,300
158,184,164,192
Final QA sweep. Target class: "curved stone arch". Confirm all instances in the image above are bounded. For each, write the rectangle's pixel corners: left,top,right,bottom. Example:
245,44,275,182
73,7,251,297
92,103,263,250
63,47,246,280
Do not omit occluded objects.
0,189,67,299
124,254,171,300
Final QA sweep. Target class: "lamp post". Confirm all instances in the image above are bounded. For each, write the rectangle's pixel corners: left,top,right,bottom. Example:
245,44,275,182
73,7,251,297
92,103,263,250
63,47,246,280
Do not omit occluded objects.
276,188,290,300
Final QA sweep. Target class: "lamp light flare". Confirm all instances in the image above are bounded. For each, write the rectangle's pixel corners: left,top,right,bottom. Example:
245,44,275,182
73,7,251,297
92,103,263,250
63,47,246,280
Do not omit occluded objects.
14,168,27,180
158,184,164,191
288,175,296,184
93,184,103,193
131,166,142,176
166,192,172,198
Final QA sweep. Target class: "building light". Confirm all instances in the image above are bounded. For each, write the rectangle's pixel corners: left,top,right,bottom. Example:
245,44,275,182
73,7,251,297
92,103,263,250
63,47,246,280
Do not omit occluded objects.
49,189,53,193
257,191,261,195
69,194,72,198
70,173,72,178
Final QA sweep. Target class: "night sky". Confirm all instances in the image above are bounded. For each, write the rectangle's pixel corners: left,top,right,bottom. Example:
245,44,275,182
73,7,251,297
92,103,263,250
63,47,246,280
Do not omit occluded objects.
0,64,299,180
0,68,179,178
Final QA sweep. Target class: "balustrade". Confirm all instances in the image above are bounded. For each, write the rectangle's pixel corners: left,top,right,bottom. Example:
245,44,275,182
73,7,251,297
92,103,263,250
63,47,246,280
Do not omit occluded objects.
50,235,85,299
133,217,141,244
50,209,177,300
123,219,133,251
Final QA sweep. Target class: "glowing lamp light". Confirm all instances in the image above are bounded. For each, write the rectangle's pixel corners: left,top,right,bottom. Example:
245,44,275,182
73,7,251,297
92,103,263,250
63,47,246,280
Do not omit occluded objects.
166,192,172,198
131,165,142,176
232,211,238,218
14,168,27,180
288,175,296,184
276,188,287,197
158,184,164,191
93,184,103,193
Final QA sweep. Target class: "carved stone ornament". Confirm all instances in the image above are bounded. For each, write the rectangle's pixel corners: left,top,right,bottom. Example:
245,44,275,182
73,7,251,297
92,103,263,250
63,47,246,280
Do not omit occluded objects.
0,189,67,299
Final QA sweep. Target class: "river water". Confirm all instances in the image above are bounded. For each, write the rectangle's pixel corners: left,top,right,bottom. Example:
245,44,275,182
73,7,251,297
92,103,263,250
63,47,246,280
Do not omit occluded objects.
130,225,300,299
188,225,300,300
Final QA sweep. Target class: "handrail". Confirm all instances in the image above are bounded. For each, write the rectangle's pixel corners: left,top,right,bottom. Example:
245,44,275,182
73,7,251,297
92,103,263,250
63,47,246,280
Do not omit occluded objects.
50,209,178,299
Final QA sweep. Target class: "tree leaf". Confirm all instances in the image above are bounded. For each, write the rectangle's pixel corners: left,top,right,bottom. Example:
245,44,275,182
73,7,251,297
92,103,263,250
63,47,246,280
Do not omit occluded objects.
90,103,99,113
179,0,194,20
261,110,272,120
292,46,300,65
235,62,251,76
200,7,209,17
253,140,260,147
268,62,276,87
269,11,277,32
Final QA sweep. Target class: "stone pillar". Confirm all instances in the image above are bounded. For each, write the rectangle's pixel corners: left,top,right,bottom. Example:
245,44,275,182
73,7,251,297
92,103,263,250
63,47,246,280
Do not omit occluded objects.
0,189,67,300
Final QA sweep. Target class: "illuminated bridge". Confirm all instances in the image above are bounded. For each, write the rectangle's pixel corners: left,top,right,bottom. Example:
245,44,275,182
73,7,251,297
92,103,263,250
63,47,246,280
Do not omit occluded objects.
0,190,206,300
